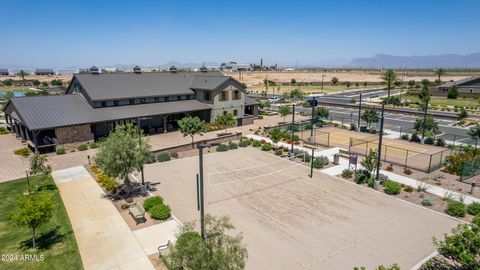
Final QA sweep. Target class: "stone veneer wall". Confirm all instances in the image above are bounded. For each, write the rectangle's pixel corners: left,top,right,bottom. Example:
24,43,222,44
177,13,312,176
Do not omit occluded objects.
55,124,94,145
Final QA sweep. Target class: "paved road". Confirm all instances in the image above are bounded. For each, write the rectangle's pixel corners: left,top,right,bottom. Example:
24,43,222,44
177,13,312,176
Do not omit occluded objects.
273,104,473,142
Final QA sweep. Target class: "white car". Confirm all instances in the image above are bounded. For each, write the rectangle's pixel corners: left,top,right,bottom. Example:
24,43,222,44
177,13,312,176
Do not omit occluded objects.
267,96,281,103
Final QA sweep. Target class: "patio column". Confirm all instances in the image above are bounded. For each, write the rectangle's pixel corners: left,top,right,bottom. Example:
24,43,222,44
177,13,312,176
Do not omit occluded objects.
19,123,26,142
32,131,39,154
13,120,20,138
162,116,168,133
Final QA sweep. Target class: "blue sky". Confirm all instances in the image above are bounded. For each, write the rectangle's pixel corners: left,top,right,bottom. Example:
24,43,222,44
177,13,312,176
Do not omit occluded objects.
1,0,479,68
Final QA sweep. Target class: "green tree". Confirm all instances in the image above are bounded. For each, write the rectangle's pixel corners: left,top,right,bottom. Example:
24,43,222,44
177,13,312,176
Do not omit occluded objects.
215,113,236,134
41,81,48,87
313,107,329,122
381,69,398,91
164,215,248,270
434,68,446,81
290,88,304,101
331,77,339,85
281,91,290,101
18,70,28,86
9,192,55,248
2,78,13,86
95,124,151,188
407,80,416,89
51,79,63,86
413,116,439,135
382,96,401,107
291,78,296,85
0,91,14,101
361,149,378,173
458,108,469,120
177,116,207,146
279,105,292,123
361,108,379,129
27,154,52,194
345,81,351,88
447,87,459,99
32,79,40,87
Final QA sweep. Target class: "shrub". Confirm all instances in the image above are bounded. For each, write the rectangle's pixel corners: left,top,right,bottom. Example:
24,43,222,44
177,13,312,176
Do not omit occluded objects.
143,196,164,211
149,203,171,220
56,147,65,155
403,186,413,193
275,149,283,156
436,138,446,147
14,147,31,156
350,123,357,131
261,144,272,151
158,152,171,162
312,156,329,169
304,123,313,130
252,140,261,147
0,126,9,135
342,169,353,178
404,168,412,175
383,180,401,195
410,134,421,143
315,121,324,128
445,201,466,217
78,144,88,151
238,141,248,147
170,152,179,158
216,144,229,152
367,178,375,188
89,142,99,149
400,134,409,140
102,177,117,192
228,142,238,150
421,199,433,206
355,172,368,184
467,202,480,216
424,137,435,145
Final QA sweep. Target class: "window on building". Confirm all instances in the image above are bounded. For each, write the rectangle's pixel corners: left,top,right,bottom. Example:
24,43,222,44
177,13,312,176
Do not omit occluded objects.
177,95,182,100
220,91,228,101
140,98,146,104
233,109,238,116
114,100,119,106
165,96,169,102
186,95,191,100
233,90,241,100
204,91,211,101
101,101,107,107
155,97,160,102
129,99,134,105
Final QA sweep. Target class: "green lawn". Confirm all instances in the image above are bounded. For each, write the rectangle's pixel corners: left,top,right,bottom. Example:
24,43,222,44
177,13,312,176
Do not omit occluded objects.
402,94,480,108
0,175,83,270
0,87,35,92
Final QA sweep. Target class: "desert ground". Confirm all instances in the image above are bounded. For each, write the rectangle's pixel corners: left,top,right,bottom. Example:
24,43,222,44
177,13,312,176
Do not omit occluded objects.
223,70,476,86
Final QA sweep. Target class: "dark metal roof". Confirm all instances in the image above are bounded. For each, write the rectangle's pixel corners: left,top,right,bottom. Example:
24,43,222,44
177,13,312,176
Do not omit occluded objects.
245,96,260,106
74,71,224,101
7,94,210,130
189,76,230,90
439,76,480,88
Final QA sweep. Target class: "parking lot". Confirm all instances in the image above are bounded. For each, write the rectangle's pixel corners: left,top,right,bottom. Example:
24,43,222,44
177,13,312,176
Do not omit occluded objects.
144,147,460,269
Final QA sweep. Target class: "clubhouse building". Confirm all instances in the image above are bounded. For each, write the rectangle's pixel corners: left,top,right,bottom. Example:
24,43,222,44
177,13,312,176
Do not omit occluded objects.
3,66,259,153
434,76,480,97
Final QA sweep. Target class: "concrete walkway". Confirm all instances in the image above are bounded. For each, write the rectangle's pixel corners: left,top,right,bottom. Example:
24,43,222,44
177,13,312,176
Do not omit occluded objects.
52,166,154,270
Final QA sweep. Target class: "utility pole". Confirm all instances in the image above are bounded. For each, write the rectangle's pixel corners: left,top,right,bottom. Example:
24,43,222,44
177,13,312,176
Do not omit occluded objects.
357,93,362,129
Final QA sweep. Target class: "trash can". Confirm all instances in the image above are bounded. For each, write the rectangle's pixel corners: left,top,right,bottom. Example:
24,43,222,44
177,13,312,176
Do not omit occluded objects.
333,153,340,165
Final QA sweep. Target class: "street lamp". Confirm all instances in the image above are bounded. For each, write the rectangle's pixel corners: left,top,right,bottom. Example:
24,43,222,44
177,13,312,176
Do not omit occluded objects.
137,117,153,187
197,142,219,240
375,90,390,188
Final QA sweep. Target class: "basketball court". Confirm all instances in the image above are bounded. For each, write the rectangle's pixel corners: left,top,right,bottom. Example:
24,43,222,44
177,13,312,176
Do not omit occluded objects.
144,147,460,269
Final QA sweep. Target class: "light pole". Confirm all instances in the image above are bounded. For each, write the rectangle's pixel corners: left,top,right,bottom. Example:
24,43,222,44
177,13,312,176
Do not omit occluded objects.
310,97,316,138
290,104,296,157
357,93,362,130
375,89,390,188
197,142,219,240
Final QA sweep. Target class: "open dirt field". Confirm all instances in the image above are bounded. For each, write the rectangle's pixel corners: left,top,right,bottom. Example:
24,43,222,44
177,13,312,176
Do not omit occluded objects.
223,70,474,86
144,147,460,269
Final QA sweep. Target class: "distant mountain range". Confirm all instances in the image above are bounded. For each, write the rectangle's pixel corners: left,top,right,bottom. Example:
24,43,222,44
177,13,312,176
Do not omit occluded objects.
349,52,480,68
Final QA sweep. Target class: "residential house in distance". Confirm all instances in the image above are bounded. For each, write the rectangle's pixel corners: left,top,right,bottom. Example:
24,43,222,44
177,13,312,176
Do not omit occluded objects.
435,76,480,97
35,68,55,75
3,65,259,153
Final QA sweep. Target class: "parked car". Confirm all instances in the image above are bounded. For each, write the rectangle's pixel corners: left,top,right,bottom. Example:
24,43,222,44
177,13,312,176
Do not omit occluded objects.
267,96,281,103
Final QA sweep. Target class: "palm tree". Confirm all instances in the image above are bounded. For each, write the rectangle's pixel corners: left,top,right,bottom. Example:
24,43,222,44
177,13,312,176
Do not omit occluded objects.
434,68,446,82
279,105,292,123
381,69,398,96
18,70,28,86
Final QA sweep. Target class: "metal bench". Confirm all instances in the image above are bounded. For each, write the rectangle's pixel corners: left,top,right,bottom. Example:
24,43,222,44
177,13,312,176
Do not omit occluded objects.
128,201,146,224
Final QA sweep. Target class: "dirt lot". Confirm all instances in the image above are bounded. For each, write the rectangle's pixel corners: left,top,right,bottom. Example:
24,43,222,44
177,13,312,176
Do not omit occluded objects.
223,70,474,86
143,147,460,269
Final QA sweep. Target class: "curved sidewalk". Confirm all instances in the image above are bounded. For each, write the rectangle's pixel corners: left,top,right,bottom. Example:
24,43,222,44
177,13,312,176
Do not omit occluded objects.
52,166,154,270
